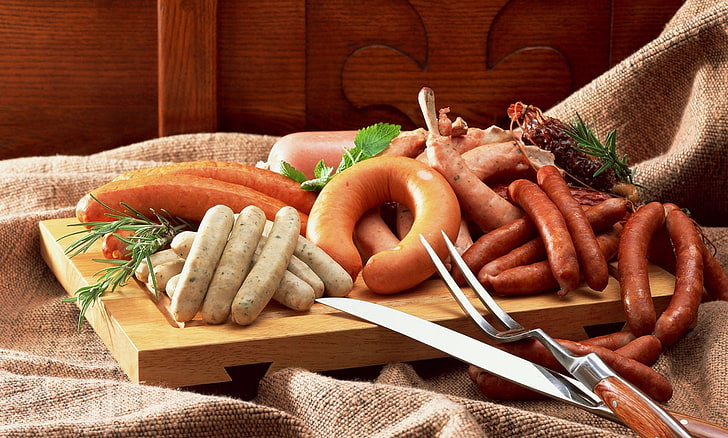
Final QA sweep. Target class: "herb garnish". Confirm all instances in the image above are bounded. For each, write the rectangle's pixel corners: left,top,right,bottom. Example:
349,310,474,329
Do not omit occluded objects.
564,113,639,186
279,122,401,191
60,196,193,330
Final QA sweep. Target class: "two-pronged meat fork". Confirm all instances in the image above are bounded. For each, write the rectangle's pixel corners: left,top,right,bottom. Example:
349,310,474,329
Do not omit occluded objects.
419,231,692,438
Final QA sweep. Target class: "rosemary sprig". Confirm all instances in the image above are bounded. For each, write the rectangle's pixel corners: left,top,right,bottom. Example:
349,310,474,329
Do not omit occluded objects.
59,196,193,330
564,113,639,186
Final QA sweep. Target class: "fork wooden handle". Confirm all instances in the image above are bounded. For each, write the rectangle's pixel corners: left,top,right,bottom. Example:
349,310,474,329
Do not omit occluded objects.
594,376,692,438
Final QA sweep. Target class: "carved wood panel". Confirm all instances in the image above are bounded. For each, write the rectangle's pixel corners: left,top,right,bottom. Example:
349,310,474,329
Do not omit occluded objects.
0,0,683,159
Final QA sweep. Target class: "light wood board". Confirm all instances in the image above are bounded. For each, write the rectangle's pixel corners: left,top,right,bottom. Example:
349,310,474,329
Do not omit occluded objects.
39,217,676,388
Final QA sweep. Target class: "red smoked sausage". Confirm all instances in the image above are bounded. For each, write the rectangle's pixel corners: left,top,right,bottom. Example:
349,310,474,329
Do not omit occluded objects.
617,202,666,336
537,165,609,291
653,208,705,347
507,179,580,295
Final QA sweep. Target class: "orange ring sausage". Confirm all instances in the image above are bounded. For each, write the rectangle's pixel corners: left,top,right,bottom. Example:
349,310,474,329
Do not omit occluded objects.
306,156,461,294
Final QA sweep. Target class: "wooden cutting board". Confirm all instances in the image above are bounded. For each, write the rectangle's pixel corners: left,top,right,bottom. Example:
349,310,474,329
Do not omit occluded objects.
39,217,676,388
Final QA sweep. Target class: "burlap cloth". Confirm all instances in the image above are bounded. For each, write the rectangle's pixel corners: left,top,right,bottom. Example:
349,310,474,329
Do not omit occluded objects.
1,0,726,436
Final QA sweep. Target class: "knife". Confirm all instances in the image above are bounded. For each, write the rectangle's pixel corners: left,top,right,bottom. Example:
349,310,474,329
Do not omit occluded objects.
317,297,728,438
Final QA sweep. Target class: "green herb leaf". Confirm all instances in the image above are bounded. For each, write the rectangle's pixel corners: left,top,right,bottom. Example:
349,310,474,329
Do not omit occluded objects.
280,122,401,191
355,122,402,157
278,161,307,183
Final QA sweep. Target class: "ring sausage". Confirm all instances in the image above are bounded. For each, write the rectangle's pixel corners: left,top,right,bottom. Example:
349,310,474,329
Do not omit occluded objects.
306,156,461,294
507,179,580,295
617,202,666,336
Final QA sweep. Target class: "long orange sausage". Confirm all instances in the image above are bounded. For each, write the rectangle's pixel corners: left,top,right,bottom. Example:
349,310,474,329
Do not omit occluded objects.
507,179,580,295
76,173,308,233
617,202,665,336
306,156,461,294
537,165,609,291
114,160,318,214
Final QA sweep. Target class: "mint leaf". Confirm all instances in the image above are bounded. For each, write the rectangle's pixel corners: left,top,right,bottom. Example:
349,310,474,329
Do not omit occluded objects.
355,122,401,157
278,161,307,183
278,122,401,192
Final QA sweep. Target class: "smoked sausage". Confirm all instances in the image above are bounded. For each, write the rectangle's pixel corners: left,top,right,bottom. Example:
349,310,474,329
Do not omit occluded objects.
537,165,609,291
507,179,580,295
77,173,308,233
617,202,666,336
306,156,461,294
653,208,704,346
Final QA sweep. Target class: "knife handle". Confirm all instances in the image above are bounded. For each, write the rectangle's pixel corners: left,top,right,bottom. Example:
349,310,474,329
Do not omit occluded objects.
668,411,728,438
594,376,691,438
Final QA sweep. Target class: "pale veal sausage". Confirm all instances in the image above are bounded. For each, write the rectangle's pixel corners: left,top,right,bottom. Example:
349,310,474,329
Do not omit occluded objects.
171,205,236,323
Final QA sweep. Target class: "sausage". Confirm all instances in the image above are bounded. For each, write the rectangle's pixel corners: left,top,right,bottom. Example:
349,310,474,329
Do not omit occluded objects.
580,330,636,350
460,141,531,182
101,229,135,260
170,231,197,259
473,198,626,281
114,160,317,214
270,270,316,311
165,273,181,298
454,218,474,256
395,203,415,239
481,225,621,295
427,135,524,233
147,259,185,294
76,173,308,233
617,201,666,336
453,216,538,285
257,235,325,299
474,338,673,403
134,248,185,281
614,335,663,366
580,197,629,232
653,208,705,346
468,365,546,401
231,206,300,325
700,239,728,301
201,205,266,325
353,207,400,262
557,339,673,402
171,205,235,323
265,131,357,179
306,156,461,294
537,165,609,291
507,179,580,295
478,236,547,278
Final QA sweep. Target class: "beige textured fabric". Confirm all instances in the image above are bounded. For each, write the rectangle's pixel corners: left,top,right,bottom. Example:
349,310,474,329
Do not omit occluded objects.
1,0,727,436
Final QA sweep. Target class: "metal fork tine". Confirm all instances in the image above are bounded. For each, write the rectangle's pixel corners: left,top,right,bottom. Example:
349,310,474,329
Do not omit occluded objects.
419,234,502,339
439,230,521,330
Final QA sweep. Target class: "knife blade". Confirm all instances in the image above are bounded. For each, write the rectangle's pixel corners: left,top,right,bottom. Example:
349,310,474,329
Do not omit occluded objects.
317,297,728,438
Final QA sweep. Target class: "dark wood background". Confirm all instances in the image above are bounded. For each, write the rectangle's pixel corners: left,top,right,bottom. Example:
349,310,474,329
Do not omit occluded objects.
0,1,683,159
